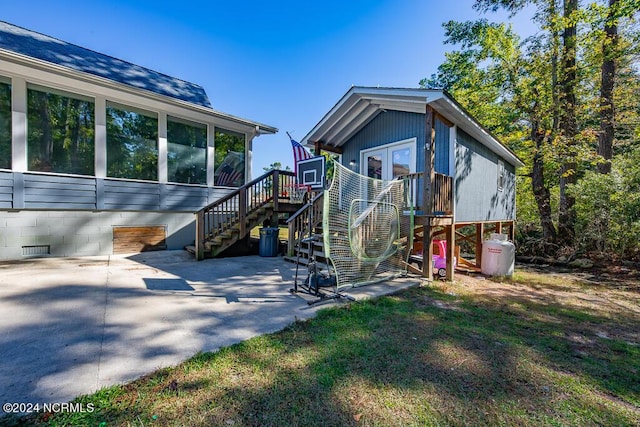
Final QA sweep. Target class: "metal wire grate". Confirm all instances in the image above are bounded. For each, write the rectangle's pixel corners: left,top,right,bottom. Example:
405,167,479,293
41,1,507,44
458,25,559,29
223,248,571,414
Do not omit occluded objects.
22,245,50,256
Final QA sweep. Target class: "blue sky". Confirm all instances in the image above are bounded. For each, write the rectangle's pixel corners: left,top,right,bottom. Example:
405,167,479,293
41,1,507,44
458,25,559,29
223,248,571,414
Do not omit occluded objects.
2,0,533,174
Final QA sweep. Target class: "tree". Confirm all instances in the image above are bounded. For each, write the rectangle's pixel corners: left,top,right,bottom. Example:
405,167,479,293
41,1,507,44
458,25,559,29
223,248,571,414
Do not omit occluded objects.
421,17,560,244
263,162,291,173
557,0,579,246
424,0,640,256
598,0,620,174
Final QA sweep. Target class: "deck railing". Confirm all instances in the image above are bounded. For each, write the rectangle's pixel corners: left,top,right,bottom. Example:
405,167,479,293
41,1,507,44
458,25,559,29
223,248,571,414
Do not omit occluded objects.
286,192,324,256
284,171,453,258
195,169,296,259
398,172,453,216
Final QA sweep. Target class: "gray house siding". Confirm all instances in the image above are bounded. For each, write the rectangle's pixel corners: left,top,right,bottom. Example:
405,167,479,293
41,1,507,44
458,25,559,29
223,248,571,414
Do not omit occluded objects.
341,111,424,171
103,180,161,211
338,112,516,223
23,174,96,210
454,129,516,222
0,171,12,209
0,171,232,259
434,119,450,175
4,172,225,212
341,110,450,175
163,184,210,211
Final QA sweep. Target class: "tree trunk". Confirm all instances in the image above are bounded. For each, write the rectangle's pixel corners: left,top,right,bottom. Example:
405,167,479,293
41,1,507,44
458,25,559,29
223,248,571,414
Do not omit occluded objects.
557,0,578,247
38,92,52,171
597,0,618,175
550,0,560,134
531,126,557,243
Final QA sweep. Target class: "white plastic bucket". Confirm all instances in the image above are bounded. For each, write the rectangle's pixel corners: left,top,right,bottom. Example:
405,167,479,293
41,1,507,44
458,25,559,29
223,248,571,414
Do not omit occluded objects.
481,233,515,276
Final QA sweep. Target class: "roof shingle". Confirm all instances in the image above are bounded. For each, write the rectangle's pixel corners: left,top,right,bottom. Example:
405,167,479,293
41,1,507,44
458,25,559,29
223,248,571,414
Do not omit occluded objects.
0,21,212,108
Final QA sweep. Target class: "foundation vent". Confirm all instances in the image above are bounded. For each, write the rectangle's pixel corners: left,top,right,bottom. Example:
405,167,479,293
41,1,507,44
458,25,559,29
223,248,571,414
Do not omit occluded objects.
22,245,51,256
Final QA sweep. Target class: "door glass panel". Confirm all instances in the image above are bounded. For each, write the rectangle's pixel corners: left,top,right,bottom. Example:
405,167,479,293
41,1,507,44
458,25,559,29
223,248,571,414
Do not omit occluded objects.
367,154,383,179
391,147,410,178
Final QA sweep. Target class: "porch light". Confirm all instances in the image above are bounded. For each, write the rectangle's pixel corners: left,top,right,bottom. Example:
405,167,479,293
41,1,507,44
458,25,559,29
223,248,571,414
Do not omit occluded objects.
349,159,357,168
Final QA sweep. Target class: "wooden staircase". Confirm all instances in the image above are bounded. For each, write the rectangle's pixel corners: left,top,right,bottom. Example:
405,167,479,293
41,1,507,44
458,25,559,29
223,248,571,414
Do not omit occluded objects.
284,192,326,266
193,166,457,280
193,169,301,260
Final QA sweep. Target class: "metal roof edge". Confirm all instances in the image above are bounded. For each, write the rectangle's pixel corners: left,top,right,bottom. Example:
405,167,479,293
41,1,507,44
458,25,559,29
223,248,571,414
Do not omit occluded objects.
301,85,359,145
438,91,524,167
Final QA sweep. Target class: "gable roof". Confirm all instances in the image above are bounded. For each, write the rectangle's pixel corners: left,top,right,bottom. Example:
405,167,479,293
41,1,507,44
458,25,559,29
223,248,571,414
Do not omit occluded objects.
0,20,212,108
303,86,524,168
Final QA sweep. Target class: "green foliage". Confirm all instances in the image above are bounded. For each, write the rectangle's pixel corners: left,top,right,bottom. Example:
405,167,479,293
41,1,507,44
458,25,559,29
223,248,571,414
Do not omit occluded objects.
167,117,207,184
262,161,291,173
106,106,158,181
0,81,10,169
27,88,95,175
423,0,640,258
320,150,339,182
569,149,640,258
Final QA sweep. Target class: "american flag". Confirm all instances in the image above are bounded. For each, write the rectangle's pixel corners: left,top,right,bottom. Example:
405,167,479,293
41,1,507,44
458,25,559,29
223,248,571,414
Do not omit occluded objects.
290,137,313,173
216,164,242,187
215,151,244,187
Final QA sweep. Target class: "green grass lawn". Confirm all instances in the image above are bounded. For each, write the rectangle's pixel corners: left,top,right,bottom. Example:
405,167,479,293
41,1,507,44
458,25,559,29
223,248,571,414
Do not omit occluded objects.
7,268,640,426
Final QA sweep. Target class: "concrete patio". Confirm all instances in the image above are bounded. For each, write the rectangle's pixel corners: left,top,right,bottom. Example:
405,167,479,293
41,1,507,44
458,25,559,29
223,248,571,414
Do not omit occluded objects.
0,251,421,407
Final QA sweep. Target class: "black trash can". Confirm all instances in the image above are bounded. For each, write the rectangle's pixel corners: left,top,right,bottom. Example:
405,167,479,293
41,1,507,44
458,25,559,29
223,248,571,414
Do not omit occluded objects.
259,227,280,257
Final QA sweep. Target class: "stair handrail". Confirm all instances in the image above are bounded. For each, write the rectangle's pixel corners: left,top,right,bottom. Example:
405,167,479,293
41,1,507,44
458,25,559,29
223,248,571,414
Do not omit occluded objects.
286,191,324,256
195,169,296,260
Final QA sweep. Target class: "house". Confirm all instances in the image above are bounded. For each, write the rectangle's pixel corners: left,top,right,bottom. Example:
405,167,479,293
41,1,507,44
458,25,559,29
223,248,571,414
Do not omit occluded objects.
0,21,276,259
301,86,524,279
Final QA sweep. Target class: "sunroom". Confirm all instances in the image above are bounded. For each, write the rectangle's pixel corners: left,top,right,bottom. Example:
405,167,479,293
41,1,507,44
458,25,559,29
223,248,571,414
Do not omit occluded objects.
0,21,276,259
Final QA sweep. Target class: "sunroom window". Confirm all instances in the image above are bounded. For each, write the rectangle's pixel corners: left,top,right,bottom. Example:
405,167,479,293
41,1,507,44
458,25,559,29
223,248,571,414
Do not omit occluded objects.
214,128,245,187
106,101,158,181
167,116,207,184
0,76,10,169
27,84,95,175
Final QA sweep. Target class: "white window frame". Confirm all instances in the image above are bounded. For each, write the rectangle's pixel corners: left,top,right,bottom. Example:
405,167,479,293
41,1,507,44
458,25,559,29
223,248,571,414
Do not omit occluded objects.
360,137,417,180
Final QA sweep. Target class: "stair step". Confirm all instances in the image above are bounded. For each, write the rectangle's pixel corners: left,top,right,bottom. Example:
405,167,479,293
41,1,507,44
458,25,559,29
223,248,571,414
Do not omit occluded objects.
204,241,219,250
220,230,239,239
296,247,326,258
284,256,332,272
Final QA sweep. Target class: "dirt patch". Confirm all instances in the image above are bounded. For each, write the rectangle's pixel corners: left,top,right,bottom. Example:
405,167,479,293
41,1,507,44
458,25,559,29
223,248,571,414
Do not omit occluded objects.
515,261,640,291
446,264,640,347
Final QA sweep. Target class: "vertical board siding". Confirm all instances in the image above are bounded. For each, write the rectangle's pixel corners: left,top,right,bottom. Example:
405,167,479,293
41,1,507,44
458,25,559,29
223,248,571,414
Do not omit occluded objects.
0,171,13,208
434,119,450,174
454,129,516,222
341,111,450,176
342,111,425,173
23,174,96,209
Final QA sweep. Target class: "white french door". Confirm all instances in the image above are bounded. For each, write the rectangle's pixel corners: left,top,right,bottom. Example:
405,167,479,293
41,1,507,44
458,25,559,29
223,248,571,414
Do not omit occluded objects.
360,138,416,180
